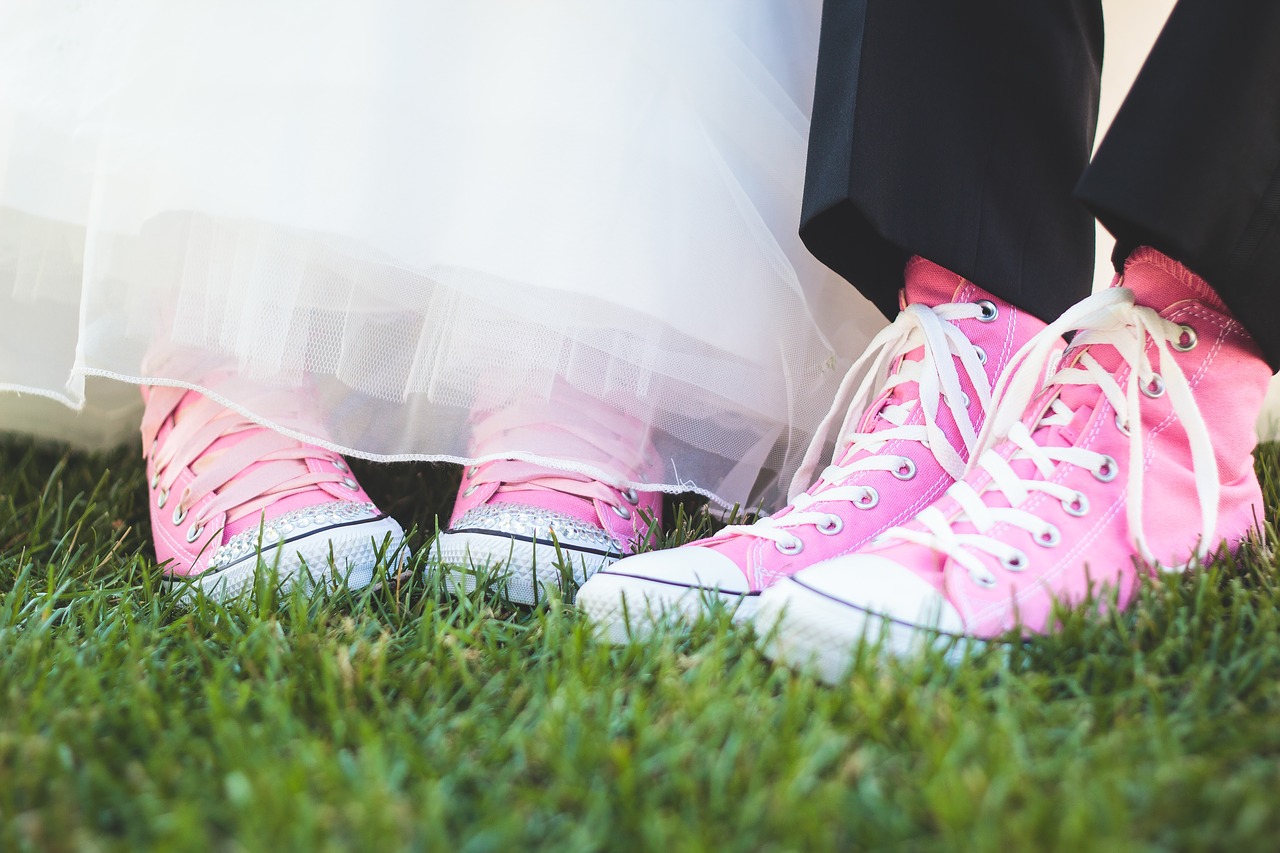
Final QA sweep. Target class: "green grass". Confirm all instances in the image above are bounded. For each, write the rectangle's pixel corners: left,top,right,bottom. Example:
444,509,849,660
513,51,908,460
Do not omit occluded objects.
2,436,1280,851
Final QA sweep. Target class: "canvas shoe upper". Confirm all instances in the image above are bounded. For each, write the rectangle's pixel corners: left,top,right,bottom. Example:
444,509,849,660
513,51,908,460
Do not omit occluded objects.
435,384,662,605
578,258,1050,640
143,386,406,601
758,249,1271,681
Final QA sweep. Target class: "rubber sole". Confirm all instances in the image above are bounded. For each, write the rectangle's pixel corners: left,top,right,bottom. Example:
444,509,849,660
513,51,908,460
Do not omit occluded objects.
166,515,407,603
434,529,621,606
576,570,760,644
755,577,984,683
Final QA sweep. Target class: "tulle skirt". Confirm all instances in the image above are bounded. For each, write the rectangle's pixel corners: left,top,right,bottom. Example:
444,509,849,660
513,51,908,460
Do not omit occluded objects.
0,0,883,509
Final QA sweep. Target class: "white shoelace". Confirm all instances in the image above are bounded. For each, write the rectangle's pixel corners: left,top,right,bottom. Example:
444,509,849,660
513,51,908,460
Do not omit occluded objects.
142,387,353,541
464,388,654,517
883,287,1216,585
715,301,994,549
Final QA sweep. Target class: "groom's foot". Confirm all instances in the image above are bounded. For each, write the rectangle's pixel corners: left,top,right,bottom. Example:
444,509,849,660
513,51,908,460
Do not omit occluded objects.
757,248,1270,681
578,258,1049,641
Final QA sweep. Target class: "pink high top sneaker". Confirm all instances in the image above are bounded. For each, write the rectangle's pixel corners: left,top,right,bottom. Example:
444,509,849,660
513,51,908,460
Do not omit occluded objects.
143,386,406,601
435,385,663,606
577,259,1049,641
759,248,1271,682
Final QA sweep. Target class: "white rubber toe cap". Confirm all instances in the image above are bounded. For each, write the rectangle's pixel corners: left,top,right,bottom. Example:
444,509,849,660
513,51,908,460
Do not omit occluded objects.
790,554,965,633
756,555,973,680
596,546,750,594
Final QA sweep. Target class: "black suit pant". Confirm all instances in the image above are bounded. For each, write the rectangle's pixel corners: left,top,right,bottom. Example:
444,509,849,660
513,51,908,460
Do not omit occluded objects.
801,0,1280,368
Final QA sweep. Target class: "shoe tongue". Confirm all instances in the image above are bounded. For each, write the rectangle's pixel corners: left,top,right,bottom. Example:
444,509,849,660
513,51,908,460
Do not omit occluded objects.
902,256,968,309
851,258,969,437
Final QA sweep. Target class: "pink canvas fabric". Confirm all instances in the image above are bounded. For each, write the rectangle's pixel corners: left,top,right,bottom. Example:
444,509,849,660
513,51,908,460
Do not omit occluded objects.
447,455,662,554
764,248,1269,665
142,386,393,584
577,258,1050,633
436,383,664,604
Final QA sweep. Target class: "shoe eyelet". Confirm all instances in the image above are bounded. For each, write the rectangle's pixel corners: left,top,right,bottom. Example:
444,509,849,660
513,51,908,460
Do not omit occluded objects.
622,488,640,505
156,488,169,509
150,473,159,490
332,458,349,473
1061,492,1090,517
1001,550,1029,571
611,504,632,520
775,538,804,555
974,346,987,365
1142,375,1165,399
976,299,999,322
341,477,359,491
855,487,880,510
172,505,187,525
1093,455,1118,483
466,465,480,479
892,458,917,481
1173,325,1198,352
1035,525,1060,548
816,515,844,536
462,485,478,498
185,523,205,544
1114,413,1130,436
971,571,997,589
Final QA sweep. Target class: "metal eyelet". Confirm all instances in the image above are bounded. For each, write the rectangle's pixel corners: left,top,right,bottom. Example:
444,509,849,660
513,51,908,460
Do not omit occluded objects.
1061,492,1090,517
462,485,478,498
1002,550,1029,572
341,477,359,490
150,473,159,490
1114,413,1130,436
892,458,917,481
622,488,640,506
1142,375,1165,399
156,488,169,509
775,538,804,555
172,505,187,525
971,572,998,589
976,300,999,322
1035,525,1061,548
1093,455,1118,482
332,458,349,473
185,523,205,544
816,515,844,536
974,346,987,365
1173,325,1198,352
611,504,632,520
466,465,480,479
855,487,880,510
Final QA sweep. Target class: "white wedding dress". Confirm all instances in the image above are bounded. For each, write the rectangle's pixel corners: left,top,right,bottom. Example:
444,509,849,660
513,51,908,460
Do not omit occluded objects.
0,1,883,510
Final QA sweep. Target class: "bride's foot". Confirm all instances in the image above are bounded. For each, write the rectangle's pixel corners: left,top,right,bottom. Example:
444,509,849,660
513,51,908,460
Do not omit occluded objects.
437,459,661,605
142,386,406,601
435,389,662,605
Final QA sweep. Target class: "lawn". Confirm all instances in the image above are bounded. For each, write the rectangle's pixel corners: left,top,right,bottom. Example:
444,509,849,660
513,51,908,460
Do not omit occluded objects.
1,435,1279,851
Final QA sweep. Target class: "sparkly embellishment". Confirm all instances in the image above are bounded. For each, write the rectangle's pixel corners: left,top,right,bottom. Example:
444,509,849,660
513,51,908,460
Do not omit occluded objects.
207,501,379,569
450,505,622,554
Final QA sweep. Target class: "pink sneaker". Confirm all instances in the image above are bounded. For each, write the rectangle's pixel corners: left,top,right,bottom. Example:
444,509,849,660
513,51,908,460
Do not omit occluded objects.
435,389,663,605
142,386,406,601
577,259,1048,641
758,248,1270,682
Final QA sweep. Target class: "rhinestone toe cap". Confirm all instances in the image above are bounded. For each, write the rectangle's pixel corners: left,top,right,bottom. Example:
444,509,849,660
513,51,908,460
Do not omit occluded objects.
449,505,622,554
208,501,381,569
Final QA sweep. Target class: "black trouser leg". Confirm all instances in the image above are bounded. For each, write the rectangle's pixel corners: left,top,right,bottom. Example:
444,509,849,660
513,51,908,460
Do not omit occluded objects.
801,0,1103,322
1076,0,1280,369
